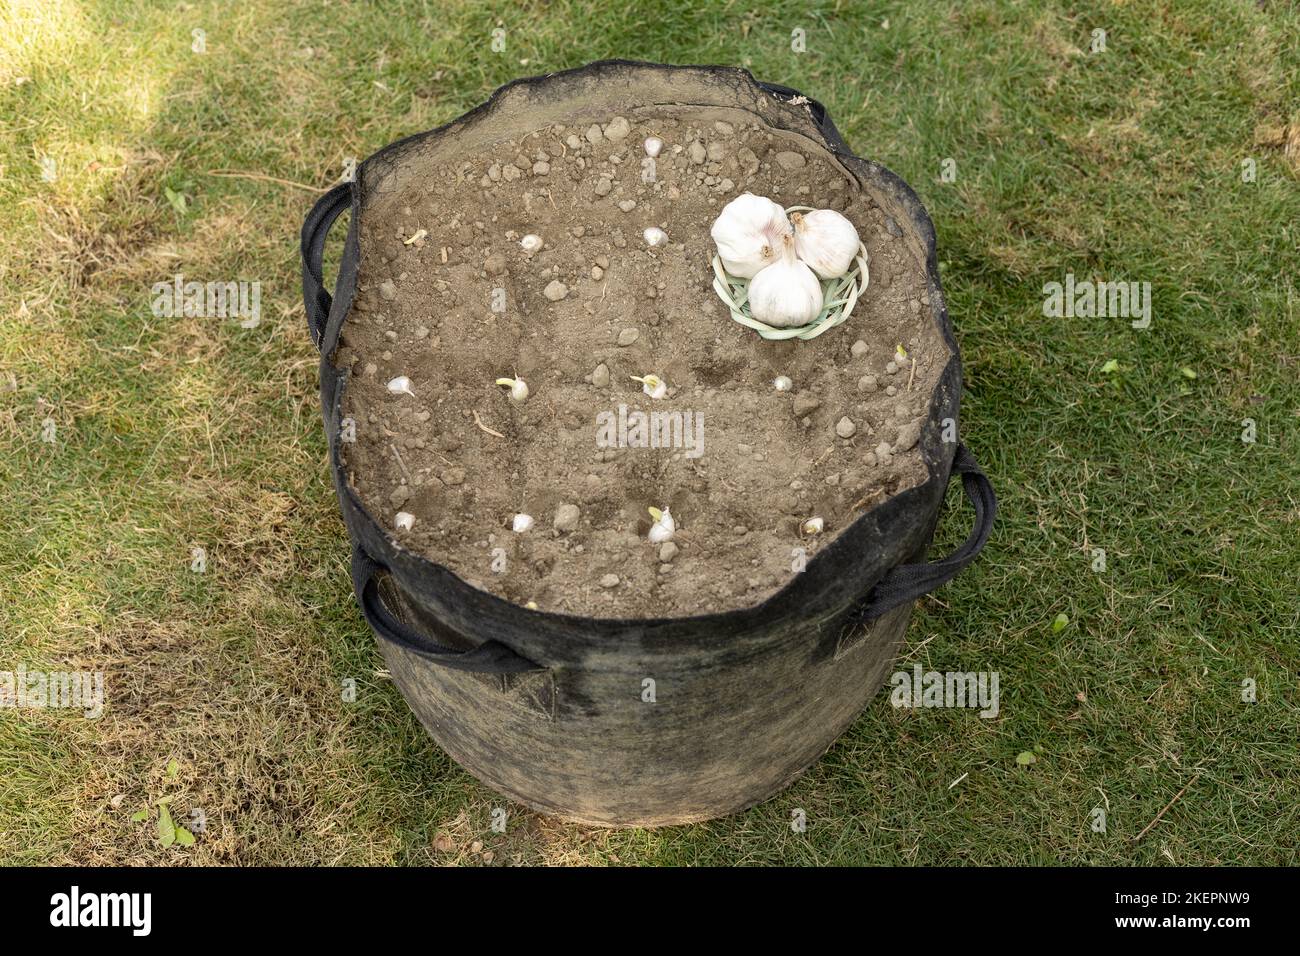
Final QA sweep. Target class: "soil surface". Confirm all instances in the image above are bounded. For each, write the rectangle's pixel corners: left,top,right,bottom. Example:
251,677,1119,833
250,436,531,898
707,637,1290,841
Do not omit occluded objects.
336,110,949,618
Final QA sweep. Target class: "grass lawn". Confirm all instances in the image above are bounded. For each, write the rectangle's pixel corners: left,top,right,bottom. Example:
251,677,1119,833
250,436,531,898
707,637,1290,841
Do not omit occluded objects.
1,0,1296,865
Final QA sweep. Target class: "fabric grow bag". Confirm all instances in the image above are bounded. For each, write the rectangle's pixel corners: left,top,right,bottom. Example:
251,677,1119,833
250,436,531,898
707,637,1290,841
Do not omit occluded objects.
301,60,996,827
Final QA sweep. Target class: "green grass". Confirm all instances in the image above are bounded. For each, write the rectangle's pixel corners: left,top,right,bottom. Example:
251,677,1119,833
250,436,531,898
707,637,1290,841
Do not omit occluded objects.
1,0,1296,865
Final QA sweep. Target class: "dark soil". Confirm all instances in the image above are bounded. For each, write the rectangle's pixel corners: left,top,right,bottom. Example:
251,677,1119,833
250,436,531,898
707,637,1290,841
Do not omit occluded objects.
336,109,948,618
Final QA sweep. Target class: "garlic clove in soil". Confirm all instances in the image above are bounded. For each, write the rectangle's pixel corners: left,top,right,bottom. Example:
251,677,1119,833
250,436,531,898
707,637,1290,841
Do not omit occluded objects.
520,234,543,253
710,193,792,278
790,208,860,280
773,375,793,391
386,375,415,397
395,511,416,532
512,513,535,533
495,376,529,403
643,227,668,247
746,235,823,328
630,373,667,399
644,136,663,158
801,516,825,536
647,506,676,543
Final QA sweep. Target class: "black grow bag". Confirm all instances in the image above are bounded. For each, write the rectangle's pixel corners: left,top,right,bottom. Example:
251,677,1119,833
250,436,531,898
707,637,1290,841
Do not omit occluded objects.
301,61,996,826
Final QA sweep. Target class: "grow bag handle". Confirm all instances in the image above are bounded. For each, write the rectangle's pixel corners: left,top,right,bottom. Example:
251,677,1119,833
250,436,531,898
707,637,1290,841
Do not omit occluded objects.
301,182,352,349
351,547,545,675
852,443,997,623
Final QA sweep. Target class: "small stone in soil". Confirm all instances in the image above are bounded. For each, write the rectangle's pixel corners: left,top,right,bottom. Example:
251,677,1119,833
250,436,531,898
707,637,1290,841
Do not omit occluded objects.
658,541,678,562
886,361,898,374
484,255,506,276
618,199,637,212
379,280,397,300
858,375,878,392
793,393,821,417
774,151,806,170
600,573,620,588
617,327,639,346
594,176,613,196
591,363,610,387
836,416,857,438
603,116,631,141
894,421,922,452
543,280,568,301
554,503,580,532
585,124,603,144
851,339,869,358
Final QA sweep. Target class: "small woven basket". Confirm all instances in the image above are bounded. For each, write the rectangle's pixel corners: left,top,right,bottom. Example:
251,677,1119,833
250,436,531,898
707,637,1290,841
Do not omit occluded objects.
711,205,870,341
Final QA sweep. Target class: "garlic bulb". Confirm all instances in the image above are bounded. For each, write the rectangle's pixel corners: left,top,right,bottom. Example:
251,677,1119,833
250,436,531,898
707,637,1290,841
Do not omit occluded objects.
643,227,668,247
644,136,663,158
773,375,793,391
495,376,529,402
394,511,415,531
710,193,791,278
630,374,667,399
386,375,415,397
648,506,675,543
791,209,859,280
520,234,543,253
512,513,534,533
746,236,823,328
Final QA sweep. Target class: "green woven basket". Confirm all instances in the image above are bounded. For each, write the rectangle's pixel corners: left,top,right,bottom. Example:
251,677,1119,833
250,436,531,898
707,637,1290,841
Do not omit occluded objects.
711,205,870,341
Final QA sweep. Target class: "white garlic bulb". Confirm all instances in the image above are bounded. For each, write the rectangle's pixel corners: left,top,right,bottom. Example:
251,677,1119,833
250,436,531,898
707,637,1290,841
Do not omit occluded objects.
648,507,675,543
643,227,668,247
512,513,534,533
520,234,543,253
644,136,663,158
394,511,415,531
747,236,823,328
495,376,529,402
791,209,859,280
710,193,792,278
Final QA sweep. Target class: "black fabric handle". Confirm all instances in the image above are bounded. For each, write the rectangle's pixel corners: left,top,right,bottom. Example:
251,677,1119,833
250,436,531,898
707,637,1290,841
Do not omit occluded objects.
351,548,545,675
852,443,996,623
301,182,352,350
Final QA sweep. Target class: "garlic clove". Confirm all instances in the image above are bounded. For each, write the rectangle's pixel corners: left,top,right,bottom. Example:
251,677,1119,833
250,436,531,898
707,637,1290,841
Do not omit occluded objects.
791,208,860,280
773,375,793,391
647,506,676,543
643,227,668,247
747,237,823,328
395,511,416,532
630,374,667,399
520,234,543,253
710,193,792,278
495,377,529,402
801,516,824,535
386,375,415,397
512,513,534,533
644,136,663,158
